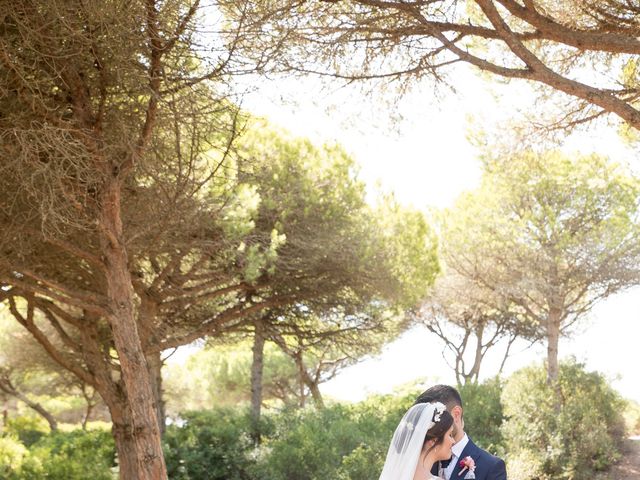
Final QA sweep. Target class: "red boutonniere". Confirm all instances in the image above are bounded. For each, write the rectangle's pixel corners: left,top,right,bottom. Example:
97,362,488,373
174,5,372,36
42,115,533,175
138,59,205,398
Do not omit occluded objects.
458,456,476,478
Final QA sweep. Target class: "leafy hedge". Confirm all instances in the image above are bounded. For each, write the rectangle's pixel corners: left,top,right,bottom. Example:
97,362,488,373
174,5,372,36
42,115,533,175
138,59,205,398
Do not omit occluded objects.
502,359,626,480
0,427,115,479
458,377,504,455
163,409,259,480
0,435,39,480
162,395,411,480
0,361,628,480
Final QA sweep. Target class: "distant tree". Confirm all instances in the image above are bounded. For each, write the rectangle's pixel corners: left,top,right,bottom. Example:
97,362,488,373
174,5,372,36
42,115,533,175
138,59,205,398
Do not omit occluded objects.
162,341,297,412
222,124,437,433
418,269,541,385
265,305,391,409
443,151,640,387
0,309,104,431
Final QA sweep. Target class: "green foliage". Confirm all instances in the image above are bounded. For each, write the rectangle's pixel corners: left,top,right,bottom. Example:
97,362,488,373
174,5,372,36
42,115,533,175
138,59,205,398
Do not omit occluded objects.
161,392,414,480
27,429,116,480
0,436,41,480
163,409,259,480
252,406,358,480
235,120,439,306
164,342,297,414
458,377,504,454
370,197,440,307
0,428,115,480
252,393,413,480
4,416,49,447
335,444,382,480
2,365,630,480
623,399,640,436
501,359,626,480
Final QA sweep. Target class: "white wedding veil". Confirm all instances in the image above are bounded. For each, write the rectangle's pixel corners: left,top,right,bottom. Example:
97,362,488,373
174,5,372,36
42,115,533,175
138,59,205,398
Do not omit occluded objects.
379,402,446,480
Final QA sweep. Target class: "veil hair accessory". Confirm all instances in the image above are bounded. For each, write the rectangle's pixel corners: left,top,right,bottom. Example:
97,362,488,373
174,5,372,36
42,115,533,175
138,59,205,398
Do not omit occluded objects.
379,402,447,480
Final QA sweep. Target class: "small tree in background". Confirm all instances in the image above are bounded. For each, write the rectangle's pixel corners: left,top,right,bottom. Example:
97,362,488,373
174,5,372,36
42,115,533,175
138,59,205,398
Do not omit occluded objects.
0,309,107,431
226,123,439,439
418,270,541,385
443,151,640,387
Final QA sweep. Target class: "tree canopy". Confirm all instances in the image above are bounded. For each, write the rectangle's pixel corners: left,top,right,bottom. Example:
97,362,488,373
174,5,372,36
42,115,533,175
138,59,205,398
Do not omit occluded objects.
233,0,640,130
442,150,640,383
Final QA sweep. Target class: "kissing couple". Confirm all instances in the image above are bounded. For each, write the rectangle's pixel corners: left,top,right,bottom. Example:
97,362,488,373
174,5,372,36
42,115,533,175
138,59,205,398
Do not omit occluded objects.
379,385,507,480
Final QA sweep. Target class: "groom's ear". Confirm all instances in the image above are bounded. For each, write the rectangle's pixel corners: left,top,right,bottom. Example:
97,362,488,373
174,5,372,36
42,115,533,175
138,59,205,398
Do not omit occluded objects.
451,405,463,422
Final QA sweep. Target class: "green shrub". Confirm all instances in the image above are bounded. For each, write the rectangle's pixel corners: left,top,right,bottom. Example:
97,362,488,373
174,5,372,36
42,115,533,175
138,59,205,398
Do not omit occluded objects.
623,399,640,436
251,405,356,480
501,359,626,480
458,377,504,454
163,408,258,480
335,443,384,480
0,435,43,480
4,416,49,447
253,393,414,480
28,428,116,480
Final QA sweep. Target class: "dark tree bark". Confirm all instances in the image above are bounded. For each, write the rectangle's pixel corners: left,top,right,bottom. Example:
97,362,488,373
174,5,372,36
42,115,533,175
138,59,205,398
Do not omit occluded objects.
99,179,167,479
145,351,166,436
250,318,266,444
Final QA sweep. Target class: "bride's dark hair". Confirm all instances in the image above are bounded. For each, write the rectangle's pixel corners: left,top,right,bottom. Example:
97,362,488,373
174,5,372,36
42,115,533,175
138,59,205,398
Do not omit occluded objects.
422,409,453,455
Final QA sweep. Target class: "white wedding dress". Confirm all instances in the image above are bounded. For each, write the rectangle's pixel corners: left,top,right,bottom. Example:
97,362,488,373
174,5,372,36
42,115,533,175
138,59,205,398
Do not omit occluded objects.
378,402,446,480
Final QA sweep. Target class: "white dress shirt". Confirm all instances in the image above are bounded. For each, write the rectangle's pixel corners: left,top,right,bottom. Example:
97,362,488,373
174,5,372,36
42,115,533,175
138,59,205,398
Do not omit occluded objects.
444,433,469,480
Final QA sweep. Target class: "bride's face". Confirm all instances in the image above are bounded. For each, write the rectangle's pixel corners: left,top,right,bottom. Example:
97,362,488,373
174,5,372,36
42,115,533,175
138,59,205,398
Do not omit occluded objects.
434,425,456,461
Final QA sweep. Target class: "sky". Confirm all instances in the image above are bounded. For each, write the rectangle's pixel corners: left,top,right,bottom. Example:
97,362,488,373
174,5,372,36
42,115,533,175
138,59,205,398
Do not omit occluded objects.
218,66,640,403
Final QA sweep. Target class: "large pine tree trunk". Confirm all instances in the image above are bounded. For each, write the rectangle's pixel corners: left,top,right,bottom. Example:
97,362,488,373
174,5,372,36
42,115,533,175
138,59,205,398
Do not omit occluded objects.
145,351,166,436
100,179,167,480
546,309,561,384
546,307,563,412
250,319,266,444
110,402,153,480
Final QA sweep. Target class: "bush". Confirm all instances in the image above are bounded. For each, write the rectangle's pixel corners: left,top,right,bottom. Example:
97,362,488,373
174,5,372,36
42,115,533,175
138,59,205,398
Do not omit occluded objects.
28,428,116,480
253,393,414,480
163,408,258,480
458,377,504,454
623,399,640,436
252,405,360,480
501,359,626,480
0,436,42,480
335,443,383,480
4,416,49,447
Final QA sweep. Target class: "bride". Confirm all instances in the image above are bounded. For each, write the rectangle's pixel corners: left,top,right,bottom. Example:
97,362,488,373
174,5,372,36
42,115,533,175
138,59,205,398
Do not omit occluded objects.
379,402,455,480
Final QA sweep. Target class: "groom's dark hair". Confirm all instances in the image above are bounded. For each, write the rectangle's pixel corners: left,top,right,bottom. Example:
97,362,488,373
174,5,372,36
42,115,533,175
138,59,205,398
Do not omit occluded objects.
414,384,463,410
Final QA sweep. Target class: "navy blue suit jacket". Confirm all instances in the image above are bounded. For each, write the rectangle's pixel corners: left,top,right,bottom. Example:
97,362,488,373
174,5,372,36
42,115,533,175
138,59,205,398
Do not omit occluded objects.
431,437,506,480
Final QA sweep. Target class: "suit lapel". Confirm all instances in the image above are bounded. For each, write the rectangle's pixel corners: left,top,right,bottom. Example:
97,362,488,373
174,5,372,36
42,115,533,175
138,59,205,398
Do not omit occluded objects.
450,438,478,479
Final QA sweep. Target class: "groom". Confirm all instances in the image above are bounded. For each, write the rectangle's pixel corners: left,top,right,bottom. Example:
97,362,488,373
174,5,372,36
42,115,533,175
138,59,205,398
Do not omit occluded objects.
415,385,506,480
